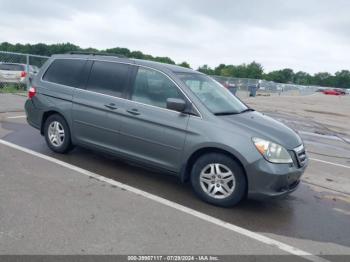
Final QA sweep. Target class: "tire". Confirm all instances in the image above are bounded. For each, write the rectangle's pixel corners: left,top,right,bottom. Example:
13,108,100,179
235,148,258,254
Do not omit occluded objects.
44,114,73,153
191,153,247,207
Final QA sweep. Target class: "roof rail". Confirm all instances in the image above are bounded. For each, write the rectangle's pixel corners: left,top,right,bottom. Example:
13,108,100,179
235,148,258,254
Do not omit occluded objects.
67,51,127,58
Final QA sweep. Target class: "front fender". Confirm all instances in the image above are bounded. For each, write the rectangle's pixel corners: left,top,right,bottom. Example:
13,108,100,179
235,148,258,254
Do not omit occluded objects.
180,117,262,182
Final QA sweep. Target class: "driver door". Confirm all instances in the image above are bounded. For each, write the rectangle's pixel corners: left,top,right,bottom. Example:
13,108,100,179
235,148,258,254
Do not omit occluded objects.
118,67,190,172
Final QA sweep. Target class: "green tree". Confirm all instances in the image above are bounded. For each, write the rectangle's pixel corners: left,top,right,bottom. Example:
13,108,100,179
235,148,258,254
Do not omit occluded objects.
294,71,312,85
245,61,263,79
214,64,227,75
105,47,131,57
312,72,335,87
178,61,191,68
265,68,294,83
220,65,235,77
197,65,214,75
130,51,144,59
334,70,350,88
153,56,175,64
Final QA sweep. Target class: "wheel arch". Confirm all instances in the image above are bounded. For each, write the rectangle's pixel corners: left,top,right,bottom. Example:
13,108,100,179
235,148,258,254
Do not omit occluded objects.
181,147,248,189
40,110,69,135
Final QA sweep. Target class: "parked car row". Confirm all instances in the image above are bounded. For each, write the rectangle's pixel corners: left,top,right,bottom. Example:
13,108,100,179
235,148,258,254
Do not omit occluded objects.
0,62,39,86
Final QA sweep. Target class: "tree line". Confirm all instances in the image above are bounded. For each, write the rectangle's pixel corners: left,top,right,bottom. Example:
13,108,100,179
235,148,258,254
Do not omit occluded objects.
198,63,350,89
1,42,349,88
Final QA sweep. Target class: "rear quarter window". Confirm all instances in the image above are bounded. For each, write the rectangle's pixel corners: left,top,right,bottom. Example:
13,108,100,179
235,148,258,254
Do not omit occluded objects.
42,59,86,88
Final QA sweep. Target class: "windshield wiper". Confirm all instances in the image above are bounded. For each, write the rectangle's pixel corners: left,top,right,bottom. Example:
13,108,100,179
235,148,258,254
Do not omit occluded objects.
214,111,239,116
239,108,255,114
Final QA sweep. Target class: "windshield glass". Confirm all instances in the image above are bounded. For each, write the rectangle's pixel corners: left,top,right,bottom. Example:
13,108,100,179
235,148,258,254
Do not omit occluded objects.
177,73,248,115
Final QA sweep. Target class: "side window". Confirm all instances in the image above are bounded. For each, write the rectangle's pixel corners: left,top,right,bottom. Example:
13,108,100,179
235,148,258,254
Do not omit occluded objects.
131,67,183,109
86,61,130,98
43,59,85,87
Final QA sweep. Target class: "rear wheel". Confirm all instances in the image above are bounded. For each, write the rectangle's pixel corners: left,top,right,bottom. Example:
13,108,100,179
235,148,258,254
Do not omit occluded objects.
44,114,73,153
191,153,246,207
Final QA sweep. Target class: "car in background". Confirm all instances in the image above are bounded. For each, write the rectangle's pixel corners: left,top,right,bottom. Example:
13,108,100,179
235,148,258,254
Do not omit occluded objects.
0,63,40,87
0,63,27,85
335,88,346,95
322,89,345,95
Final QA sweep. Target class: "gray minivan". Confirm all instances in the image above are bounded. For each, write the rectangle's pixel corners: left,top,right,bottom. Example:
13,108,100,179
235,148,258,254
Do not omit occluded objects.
25,53,308,207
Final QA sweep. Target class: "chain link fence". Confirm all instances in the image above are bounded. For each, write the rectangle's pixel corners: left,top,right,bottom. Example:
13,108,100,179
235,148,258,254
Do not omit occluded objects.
212,75,321,97
0,51,49,91
0,50,326,96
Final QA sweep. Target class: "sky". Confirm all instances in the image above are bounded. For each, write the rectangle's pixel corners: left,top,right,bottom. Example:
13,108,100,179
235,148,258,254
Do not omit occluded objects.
0,0,349,74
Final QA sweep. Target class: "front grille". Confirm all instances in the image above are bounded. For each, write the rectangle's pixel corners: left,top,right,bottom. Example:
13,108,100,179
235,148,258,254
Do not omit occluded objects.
294,144,307,167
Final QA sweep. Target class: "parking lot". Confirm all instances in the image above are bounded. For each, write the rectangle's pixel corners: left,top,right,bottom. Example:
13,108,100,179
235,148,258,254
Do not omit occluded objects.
0,93,350,261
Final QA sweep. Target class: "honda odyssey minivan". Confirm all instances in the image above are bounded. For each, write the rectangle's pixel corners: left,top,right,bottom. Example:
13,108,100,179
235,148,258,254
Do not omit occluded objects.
25,53,308,207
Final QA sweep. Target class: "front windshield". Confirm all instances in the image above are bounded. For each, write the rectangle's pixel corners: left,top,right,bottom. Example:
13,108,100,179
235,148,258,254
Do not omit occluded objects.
177,73,248,115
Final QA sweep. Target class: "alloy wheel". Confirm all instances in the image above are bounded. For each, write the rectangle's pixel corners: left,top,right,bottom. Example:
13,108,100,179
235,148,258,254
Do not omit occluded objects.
199,163,236,199
48,121,65,147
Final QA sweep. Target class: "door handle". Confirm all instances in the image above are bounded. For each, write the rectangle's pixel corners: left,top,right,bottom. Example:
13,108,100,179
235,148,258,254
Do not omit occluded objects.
126,108,140,115
104,103,118,110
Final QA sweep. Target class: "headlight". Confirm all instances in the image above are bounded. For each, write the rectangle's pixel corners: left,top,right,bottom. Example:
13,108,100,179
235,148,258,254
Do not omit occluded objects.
252,137,293,164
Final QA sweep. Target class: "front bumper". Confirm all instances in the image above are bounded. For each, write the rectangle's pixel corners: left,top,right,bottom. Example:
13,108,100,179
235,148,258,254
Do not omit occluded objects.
246,156,308,199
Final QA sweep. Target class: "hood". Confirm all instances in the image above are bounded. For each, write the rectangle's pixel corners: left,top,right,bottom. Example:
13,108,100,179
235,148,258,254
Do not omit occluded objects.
220,111,302,149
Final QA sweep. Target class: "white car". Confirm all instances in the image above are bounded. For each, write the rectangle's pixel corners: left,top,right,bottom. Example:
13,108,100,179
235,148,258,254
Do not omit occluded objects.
0,63,27,85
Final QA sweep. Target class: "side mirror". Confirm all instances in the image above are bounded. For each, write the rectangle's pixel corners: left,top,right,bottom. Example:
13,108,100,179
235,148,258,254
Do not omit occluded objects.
166,98,186,112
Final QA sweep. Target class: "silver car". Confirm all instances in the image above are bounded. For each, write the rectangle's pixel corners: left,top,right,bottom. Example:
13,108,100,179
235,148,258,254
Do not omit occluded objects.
25,53,308,207
0,63,39,86
0,63,27,85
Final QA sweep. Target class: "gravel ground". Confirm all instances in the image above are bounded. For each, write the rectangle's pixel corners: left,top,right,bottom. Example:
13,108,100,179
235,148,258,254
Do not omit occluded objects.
240,93,350,140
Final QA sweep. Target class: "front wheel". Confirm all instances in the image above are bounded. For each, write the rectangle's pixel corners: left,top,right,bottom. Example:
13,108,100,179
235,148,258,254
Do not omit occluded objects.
191,153,247,207
44,114,73,153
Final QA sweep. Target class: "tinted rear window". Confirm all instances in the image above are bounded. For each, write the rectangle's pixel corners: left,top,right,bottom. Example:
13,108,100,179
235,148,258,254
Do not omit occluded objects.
43,59,86,87
0,64,25,71
86,61,130,97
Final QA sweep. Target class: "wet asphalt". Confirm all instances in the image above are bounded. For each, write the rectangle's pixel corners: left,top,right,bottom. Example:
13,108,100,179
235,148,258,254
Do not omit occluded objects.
1,115,350,259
